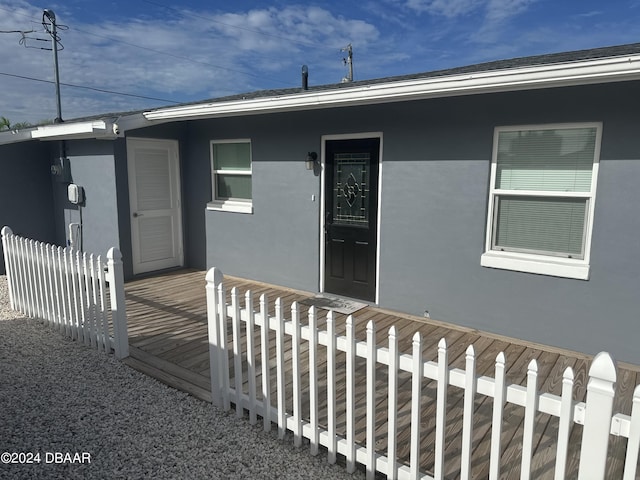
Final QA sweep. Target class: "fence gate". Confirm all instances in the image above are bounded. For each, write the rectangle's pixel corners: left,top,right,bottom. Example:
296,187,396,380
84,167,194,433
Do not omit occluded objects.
1,226,128,359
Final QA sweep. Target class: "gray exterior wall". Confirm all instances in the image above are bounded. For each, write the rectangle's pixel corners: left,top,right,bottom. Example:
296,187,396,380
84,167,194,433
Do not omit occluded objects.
377,86,640,364
0,141,56,274
52,140,120,258
188,116,323,291
179,81,640,364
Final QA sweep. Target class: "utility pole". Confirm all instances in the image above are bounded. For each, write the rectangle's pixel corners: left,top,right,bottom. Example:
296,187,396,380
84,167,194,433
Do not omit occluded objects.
42,8,67,180
43,9,62,123
341,44,353,83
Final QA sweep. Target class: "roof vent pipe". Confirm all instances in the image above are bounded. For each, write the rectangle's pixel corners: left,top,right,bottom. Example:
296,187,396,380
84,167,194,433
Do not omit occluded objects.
301,65,308,90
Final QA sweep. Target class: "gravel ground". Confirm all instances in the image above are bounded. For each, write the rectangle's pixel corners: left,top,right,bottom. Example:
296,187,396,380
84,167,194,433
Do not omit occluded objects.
0,276,365,480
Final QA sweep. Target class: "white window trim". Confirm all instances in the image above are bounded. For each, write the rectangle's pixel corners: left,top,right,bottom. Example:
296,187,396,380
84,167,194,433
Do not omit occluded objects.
481,122,602,280
207,138,253,214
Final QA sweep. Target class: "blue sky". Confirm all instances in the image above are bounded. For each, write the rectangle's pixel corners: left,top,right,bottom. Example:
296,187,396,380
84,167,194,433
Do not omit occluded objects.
1,0,640,124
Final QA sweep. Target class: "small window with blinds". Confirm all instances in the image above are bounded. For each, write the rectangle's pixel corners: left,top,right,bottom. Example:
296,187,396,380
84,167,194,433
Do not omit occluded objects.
482,123,602,280
208,139,253,213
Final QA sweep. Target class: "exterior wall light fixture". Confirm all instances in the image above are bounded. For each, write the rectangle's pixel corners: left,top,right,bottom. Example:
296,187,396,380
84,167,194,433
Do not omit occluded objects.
306,152,318,170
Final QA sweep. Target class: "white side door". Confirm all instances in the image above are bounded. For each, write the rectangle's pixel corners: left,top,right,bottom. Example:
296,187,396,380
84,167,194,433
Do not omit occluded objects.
127,138,183,275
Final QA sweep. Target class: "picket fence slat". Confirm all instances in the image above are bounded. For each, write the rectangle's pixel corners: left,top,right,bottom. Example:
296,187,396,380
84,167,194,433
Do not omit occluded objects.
24,240,32,317
308,306,319,455
246,292,257,425
84,254,93,346
259,293,271,432
346,315,356,474
34,241,44,319
521,360,539,480
623,386,640,480
366,320,376,480
554,366,575,480
17,238,26,313
461,346,476,479
291,302,302,447
39,243,49,322
409,332,422,480
579,352,617,479
275,297,286,439
387,326,399,480
18,236,28,312
327,310,337,465
434,338,448,480
1,226,128,360
205,268,640,480
219,283,230,412
489,352,506,480
231,288,243,419
205,267,222,407
97,255,109,353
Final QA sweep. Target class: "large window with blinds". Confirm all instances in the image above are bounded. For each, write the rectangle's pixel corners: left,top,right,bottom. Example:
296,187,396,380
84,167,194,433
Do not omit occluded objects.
481,123,602,280
208,139,253,213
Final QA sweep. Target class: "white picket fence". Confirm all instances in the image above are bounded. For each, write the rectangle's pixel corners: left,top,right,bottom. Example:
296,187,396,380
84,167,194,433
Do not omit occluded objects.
205,267,640,480
1,226,128,359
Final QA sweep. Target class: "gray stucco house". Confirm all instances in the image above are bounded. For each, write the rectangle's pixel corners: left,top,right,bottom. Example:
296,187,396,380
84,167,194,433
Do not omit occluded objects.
2,42,640,364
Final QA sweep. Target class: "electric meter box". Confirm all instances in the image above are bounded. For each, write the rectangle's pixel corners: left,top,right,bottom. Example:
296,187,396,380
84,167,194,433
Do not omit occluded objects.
68,184,85,205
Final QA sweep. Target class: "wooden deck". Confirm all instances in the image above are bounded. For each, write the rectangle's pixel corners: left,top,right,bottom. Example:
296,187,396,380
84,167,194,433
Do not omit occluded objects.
123,269,640,479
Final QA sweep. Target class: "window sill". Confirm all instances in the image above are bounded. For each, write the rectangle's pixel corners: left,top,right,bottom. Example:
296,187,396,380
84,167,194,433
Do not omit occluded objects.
207,200,253,214
481,251,590,280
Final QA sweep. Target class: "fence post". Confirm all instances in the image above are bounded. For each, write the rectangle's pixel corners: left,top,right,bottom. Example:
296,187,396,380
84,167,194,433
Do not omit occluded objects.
107,247,128,359
622,385,640,480
206,267,224,408
1,226,15,310
578,352,617,479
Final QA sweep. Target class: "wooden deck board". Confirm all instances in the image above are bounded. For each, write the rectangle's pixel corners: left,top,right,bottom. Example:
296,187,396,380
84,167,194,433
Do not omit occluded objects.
123,269,639,479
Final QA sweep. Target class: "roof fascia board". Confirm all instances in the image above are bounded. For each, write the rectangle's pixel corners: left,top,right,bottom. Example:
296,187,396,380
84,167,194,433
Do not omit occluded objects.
144,55,640,121
31,120,117,141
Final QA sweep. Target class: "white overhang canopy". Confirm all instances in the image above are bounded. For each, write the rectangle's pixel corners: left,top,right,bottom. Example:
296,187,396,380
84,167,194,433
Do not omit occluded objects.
30,119,117,141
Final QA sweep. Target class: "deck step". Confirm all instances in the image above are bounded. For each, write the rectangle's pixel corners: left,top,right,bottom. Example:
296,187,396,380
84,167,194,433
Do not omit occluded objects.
124,346,212,403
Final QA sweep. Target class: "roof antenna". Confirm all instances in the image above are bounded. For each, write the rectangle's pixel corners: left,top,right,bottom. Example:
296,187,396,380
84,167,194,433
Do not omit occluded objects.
341,44,353,83
301,65,309,90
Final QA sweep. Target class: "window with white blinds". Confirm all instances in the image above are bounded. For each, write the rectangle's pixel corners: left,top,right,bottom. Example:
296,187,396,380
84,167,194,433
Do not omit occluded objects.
208,139,253,213
482,123,601,279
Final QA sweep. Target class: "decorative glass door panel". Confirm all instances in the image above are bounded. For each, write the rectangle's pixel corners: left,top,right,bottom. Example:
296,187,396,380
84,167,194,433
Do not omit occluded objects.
333,153,370,226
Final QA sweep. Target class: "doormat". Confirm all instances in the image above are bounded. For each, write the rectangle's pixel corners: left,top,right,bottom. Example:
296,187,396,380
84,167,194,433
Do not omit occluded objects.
299,295,368,315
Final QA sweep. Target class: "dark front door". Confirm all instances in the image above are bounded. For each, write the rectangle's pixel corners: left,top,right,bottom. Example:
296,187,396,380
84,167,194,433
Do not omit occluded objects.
324,138,380,302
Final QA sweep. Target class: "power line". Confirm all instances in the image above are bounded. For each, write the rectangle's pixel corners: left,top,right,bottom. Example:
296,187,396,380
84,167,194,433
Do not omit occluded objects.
0,71,180,104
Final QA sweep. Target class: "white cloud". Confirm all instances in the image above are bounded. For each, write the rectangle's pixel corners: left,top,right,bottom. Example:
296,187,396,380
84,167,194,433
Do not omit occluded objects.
405,0,484,17
484,0,537,26
575,11,603,19
469,0,538,43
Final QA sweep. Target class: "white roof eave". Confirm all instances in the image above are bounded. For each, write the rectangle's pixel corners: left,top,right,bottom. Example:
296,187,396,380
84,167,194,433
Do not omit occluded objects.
143,55,640,122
